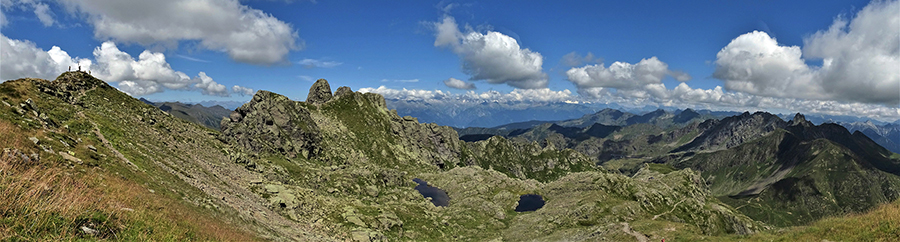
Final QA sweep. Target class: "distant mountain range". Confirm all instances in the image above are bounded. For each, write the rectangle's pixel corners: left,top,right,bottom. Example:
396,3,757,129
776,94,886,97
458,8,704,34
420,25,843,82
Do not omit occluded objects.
837,121,900,154
455,109,900,226
385,98,600,128
777,113,900,126
140,98,232,130
456,108,738,139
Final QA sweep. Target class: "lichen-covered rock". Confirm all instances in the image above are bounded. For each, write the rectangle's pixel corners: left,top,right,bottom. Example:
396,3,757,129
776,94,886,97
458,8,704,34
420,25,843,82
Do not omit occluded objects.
306,79,333,105
464,136,596,181
674,112,786,152
387,112,461,169
334,86,353,98
32,71,111,104
220,90,322,159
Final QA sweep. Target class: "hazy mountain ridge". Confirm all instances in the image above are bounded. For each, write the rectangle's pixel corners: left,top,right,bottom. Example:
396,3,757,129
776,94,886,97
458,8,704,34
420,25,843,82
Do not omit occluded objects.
140,98,232,130
836,121,900,154
456,107,722,141
386,98,599,128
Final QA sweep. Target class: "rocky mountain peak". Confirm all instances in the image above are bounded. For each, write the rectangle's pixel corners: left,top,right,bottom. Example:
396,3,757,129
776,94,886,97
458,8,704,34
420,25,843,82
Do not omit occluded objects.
53,71,108,89
673,111,787,152
222,89,322,159
306,79,333,105
334,86,352,98
673,108,700,123
789,113,811,127
30,71,110,104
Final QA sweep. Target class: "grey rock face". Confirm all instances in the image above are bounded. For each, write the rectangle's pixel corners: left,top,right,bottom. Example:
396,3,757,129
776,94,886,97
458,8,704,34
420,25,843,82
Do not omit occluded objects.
306,79,333,105
229,111,242,122
32,71,111,104
675,112,787,152
334,86,353,98
388,111,461,169
789,113,811,127
221,90,322,159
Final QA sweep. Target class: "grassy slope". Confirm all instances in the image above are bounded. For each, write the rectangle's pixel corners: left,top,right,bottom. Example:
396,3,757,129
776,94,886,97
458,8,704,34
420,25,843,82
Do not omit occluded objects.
0,75,260,241
604,198,900,241
742,199,900,241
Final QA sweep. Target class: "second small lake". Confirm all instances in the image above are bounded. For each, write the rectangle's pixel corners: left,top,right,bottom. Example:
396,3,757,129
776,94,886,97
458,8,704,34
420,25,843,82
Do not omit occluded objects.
515,194,545,212
413,178,450,207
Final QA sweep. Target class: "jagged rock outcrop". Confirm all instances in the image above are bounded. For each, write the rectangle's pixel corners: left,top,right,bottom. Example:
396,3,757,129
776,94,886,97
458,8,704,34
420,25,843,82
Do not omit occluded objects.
220,79,593,181
306,79,333,105
788,113,811,127
221,90,322,159
464,136,594,181
674,112,787,152
386,114,461,169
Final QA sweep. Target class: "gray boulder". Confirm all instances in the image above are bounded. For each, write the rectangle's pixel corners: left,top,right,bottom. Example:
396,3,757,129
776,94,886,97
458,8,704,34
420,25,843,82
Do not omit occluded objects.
306,79,333,105
334,86,353,98
221,90,322,159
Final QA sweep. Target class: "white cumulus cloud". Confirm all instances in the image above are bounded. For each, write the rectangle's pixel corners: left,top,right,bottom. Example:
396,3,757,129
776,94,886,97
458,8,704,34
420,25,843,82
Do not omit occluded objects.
1,34,249,97
92,42,245,96
714,0,899,105
1,0,57,27
32,2,54,26
360,86,451,101
566,56,690,91
59,0,301,65
91,41,194,94
1,33,92,80
713,31,825,100
443,77,476,90
193,72,228,97
432,15,548,89
232,85,253,96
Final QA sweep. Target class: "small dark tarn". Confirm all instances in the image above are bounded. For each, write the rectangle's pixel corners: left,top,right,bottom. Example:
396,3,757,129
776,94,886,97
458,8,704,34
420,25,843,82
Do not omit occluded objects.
412,178,450,207
515,194,545,212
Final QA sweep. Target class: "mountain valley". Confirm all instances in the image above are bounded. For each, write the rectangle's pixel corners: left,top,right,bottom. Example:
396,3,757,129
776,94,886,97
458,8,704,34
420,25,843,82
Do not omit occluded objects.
2,72,899,241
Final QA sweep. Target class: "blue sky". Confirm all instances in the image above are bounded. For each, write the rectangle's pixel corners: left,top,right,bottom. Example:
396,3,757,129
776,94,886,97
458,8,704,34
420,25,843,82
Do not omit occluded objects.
1,0,898,120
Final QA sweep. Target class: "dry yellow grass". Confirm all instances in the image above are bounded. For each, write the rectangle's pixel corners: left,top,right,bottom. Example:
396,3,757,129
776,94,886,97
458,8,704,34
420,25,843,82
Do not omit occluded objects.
760,199,900,241
0,148,114,239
